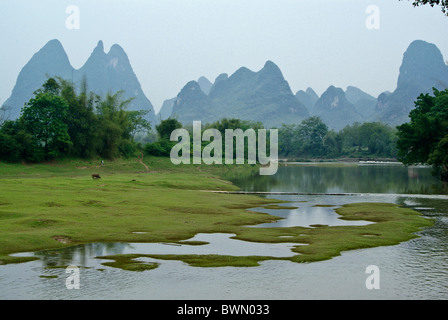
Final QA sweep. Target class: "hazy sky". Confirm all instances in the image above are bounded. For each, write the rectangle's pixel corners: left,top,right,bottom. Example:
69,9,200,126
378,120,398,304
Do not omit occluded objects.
1,0,448,112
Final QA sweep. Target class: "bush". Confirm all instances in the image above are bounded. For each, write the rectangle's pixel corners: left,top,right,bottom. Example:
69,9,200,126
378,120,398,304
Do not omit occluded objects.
118,140,137,158
0,132,20,162
144,140,174,157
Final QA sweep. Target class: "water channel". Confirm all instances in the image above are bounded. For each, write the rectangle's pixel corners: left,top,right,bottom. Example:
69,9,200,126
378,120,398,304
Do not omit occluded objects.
1,162,447,299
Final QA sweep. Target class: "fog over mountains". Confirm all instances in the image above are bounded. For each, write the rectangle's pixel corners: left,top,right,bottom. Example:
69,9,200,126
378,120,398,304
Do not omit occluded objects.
2,39,447,130
157,40,448,130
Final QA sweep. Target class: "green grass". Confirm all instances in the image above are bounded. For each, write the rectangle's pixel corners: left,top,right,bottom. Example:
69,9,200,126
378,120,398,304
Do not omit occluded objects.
0,156,278,264
0,156,434,269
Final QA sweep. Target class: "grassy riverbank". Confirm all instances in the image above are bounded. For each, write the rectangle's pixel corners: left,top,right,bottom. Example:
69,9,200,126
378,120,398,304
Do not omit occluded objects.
0,156,433,268
0,156,278,264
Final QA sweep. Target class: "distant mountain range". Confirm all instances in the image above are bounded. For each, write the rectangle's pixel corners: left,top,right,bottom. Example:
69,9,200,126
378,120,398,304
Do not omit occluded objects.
169,61,310,128
2,39,447,131
163,39,448,129
1,39,156,125
374,40,448,126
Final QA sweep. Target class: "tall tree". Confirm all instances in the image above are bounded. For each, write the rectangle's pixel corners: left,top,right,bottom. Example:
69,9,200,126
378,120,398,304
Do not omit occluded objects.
0,120,21,162
58,77,98,158
128,110,152,139
21,80,72,160
155,118,183,141
95,91,134,158
396,88,448,180
298,116,328,157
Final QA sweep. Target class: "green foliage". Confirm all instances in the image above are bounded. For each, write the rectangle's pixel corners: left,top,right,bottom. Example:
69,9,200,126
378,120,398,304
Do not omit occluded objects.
153,116,397,161
205,118,266,162
297,116,329,157
204,118,264,132
0,130,20,162
143,118,182,157
397,88,448,180
144,140,174,157
401,0,448,15
95,91,135,159
0,119,44,162
21,84,72,160
155,118,182,140
278,117,330,157
128,110,152,139
145,117,267,160
57,78,98,158
428,134,448,180
0,78,151,163
341,122,397,157
278,117,397,159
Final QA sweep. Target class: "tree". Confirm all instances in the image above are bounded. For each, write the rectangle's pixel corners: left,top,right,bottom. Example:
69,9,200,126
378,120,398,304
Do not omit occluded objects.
428,134,448,180
297,116,328,157
0,121,21,162
21,80,72,160
58,78,98,158
0,119,40,162
95,91,134,159
400,0,448,15
2,77,151,162
278,117,329,158
396,88,448,180
128,110,152,139
358,122,397,157
155,118,182,140
278,124,300,156
42,77,61,95
339,122,397,157
323,130,343,156
143,118,183,157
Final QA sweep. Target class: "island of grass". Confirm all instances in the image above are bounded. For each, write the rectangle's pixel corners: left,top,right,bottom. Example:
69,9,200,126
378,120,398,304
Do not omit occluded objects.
0,156,434,269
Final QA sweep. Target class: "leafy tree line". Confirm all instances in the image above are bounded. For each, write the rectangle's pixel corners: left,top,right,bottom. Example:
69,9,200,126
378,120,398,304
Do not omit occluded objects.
278,116,398,159
0,78,150,162
144,116,397,161
396,88,448,181
144,117,268,161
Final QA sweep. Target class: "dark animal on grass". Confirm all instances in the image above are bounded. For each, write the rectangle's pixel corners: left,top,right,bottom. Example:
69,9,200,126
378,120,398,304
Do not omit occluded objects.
92,173,101,179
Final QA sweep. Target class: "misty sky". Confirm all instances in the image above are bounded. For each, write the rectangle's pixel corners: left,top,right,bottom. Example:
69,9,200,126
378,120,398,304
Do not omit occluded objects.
1,0,448,113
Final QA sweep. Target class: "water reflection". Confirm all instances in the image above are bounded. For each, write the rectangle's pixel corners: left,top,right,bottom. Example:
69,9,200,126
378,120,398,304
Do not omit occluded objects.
227,163,448,195
33,242,132,268
249,201,373,228
2,163,448,299
30,233,303,269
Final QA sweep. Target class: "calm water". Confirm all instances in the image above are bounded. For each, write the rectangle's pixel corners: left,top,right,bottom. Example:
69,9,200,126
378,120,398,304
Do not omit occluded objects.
1,163,448,300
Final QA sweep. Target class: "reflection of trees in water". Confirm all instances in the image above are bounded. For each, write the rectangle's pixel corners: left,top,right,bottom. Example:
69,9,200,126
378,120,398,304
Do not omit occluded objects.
31,166,447,267
230,165,447,195
34,242,131,267
223,166,283,192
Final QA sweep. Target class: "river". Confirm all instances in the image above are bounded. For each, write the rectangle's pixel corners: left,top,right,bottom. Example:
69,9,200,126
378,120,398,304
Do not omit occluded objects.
1,162,447,299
